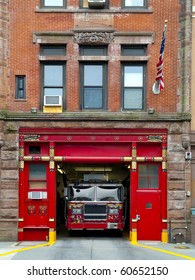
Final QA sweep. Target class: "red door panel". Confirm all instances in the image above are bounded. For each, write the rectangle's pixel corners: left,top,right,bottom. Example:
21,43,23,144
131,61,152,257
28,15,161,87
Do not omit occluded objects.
24,201,49,226
136,190,161,240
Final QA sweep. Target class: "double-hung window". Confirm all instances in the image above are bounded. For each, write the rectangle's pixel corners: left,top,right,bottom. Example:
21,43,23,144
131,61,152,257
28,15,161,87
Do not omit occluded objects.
43,64,64,105
122,64,145,110
41,46,66,109
122,45,146,110
80,46,107,110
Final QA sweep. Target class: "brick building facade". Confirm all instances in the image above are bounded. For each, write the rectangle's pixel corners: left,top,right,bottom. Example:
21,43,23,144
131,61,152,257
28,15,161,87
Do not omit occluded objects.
191,0,195,244
0,0,193,242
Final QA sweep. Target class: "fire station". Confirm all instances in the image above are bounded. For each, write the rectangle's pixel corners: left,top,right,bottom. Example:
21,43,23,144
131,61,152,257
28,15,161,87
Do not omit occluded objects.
0,1,193,244
18,127,167,242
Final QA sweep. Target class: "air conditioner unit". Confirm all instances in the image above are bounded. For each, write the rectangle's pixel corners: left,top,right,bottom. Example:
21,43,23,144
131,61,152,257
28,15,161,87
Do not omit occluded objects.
28,191,47,200
44,95,62,106
88,0,106,9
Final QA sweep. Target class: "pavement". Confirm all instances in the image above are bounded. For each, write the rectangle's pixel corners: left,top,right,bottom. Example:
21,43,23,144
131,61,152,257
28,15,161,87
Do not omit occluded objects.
1,237,195,280
1,239,195,260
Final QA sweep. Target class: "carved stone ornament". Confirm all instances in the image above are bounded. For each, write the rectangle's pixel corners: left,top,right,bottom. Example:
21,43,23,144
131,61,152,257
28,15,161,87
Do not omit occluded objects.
74,32,114,45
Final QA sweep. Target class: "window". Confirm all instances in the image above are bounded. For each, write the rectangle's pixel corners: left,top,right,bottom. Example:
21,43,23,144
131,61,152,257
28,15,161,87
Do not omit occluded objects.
80,46,107,110
41,45,66,56
15,76,26,99
41,46,66,108
81,64,107,109
41,0,65,8
122,45,147,56
123,0,146,8
121,45,147,110
29,146,41,154
122,64,145,110
138,164,159,189
80,46,107,56
29,164,47,189
42,63,65,106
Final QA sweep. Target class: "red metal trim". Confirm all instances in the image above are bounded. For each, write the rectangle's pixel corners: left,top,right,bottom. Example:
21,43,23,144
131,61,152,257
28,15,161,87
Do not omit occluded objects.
161,143,167,228
19,128,167,144
48,163,56,232
130,142,137,232
18,168,25,241
55,156,131,163
19,127,168,135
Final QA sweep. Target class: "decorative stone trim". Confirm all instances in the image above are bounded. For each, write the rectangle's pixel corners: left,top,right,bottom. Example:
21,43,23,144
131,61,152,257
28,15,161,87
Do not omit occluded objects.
74,31,115,44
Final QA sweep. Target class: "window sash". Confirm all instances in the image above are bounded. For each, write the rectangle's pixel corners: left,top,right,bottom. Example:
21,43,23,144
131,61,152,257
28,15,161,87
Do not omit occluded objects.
81,63,106,109
83,87,103,109
123,65,145,110
84,65,103,86
80,46,107,56
124,88,143,109
16,76,26,99
124,66,143,87
29,164,46,180
41,46,66,56
138,164,159,189
44,65,63,87
122,45,147,56
42,64,64,99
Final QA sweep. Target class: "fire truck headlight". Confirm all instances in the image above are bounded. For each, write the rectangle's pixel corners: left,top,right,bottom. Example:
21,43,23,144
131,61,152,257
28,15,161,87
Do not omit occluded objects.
109,208,119,214
72,208,82,214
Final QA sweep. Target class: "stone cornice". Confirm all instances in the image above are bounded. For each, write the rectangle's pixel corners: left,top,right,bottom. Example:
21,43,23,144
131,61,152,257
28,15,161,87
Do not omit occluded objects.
0,111,191,122
33,30,154,45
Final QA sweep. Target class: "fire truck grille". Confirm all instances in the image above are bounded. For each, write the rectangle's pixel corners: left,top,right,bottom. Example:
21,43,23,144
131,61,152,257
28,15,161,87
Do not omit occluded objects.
84,215,107,220
84,204,107,220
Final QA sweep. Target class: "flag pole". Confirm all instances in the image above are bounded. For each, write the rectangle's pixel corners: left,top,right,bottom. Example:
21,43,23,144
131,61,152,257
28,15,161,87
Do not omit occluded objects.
152,20,168,94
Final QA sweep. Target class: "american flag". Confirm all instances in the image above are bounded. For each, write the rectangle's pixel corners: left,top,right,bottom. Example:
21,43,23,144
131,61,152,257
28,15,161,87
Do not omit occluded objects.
152,21,168,94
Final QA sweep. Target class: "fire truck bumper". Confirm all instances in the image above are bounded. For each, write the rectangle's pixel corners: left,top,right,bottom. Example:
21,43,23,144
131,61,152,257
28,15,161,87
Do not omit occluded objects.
67,221,124,230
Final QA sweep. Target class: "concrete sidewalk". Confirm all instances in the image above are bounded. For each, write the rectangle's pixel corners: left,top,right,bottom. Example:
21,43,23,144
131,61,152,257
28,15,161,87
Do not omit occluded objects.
132,241,195,260
0,241,52,259
1,240,195,260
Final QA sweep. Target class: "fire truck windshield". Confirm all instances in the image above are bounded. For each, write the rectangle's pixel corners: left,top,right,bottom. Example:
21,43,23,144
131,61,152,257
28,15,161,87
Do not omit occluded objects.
70,186,95,201
96,186,122,201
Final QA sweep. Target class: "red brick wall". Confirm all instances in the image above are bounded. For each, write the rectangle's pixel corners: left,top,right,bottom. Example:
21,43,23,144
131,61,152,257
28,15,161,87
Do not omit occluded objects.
3,0,181,113
0,0,9,109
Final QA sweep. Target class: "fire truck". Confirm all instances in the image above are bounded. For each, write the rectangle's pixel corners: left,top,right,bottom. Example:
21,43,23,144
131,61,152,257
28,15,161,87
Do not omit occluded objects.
65,181,126,231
